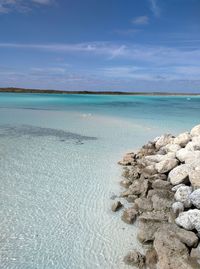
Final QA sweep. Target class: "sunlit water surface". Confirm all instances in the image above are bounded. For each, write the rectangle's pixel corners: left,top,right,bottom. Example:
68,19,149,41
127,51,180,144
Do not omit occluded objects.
0,93,200,269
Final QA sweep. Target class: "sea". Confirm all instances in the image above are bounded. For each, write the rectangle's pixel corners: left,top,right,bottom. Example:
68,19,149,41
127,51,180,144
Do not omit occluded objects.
0,93,200,269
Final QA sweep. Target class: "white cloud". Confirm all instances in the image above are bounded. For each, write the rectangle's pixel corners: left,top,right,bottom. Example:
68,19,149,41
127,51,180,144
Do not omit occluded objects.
0,0,53,13
149,0,160,17
131,16,149,25
0,41,200,67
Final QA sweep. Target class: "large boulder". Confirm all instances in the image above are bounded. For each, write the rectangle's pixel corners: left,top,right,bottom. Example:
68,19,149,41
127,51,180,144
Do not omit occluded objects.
191,124,200,137
174,132,191,147
189,169,200,189
175,209,200,235
155,158,178,174
155,134,174,150
154,225,196,269
174,185,192,208
176,148,193,162
168,164,191,185
190,189,200,209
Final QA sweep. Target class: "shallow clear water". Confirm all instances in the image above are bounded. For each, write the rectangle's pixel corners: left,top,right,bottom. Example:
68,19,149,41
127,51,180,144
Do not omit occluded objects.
0,93,200,269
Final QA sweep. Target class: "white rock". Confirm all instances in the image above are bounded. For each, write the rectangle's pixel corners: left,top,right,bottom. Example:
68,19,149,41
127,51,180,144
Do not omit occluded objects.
191,124,200,137
164,143,181,153
189,169,200,189
184,151,200,165
172,184,186,192
175,209,200,235
190,189,200,209
175,186,192,208
173,132,191,147
168,164,191,185
155,158,178,174
155,134,174,150
176,148,192,162
172,201,184,216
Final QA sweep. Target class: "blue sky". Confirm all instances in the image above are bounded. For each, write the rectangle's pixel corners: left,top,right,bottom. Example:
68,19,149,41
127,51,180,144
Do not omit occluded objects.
0,0,200,92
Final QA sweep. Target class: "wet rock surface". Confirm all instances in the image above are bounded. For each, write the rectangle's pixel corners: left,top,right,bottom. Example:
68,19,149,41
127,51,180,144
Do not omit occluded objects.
113,124,200,268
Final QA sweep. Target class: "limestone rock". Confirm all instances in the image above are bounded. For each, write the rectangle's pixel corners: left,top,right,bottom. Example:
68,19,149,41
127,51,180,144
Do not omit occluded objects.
124,250,145,268
176,148,193,162
164,143,181,153
145,248,157,269
174,132,191,147
121,207,138,224
154,225,195,269
152,179,171,190
190,189,200,209
155,134,174,150
175,209,200,235
111,201,123,212
191,124,200,137
190,244,200,265
172,184,186,192
189,169,200,189
118,152,135,166
168,164,191,185
172,202,184,216
174,185,192,208
155,158,178,174
134,197,153,213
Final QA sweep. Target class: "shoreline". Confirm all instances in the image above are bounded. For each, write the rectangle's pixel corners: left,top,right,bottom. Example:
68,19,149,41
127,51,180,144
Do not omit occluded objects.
113,125,200,268
0,87,200,96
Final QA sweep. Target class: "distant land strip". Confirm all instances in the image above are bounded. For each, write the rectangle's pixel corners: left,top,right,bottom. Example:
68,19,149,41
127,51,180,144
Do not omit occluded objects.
0,87,199,96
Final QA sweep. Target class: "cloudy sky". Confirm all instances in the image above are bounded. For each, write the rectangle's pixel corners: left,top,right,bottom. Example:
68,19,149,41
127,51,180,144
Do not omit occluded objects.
0,0,200,92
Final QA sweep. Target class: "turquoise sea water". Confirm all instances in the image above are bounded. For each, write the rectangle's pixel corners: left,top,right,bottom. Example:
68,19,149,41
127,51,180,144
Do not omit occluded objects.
0,93,200,269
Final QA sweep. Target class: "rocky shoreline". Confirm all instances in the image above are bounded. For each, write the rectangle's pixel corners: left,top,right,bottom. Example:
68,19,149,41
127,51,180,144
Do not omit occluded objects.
112,124,200,269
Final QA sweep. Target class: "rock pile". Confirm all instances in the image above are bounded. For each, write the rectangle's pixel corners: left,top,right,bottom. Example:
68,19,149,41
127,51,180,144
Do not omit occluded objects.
113,124,200,269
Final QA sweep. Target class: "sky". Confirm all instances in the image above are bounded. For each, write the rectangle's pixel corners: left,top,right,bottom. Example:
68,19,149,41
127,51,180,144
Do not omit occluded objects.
0,0,200,92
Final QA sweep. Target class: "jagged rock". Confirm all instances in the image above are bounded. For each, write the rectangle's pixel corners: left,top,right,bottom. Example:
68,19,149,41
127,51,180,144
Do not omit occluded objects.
120,179,132,188
174,132,191,147
128,178,150,197
154,225,195,269
147,189,174,201
152,179,171,190
190,189,200,208
168,164,191,185
121,207,138,224
145,248,157,269
155,134,174,150
139,211,169,222
124,250,145,268
137,220,163,243
155,158,178,173
134,197,153,213
111,201,123,212
189,169,200,189
142,164,157,176
191,124,200,137
126,194,138,203
151,192,173,211
118,152,135,166
175,209,200,235
172,202,184,216
174,185,192,208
